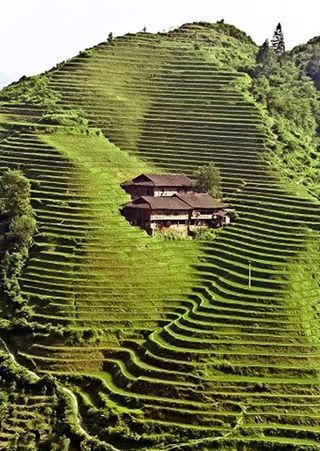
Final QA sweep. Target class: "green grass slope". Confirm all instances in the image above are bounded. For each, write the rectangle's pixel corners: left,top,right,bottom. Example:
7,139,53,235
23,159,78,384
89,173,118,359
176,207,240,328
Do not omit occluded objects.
0,22,320,450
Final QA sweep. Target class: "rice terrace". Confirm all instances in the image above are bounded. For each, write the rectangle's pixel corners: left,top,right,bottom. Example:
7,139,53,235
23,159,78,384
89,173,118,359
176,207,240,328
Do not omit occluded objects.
0,15,320,451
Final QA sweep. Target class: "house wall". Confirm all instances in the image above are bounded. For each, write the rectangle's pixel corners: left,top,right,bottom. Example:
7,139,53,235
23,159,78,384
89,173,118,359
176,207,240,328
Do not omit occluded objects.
154,188,179,197
124,186,154,199
154,187,192,197
122,206,233,235
151,213,189,221
150,210,190,235
122,208,150,228
123,185,194,199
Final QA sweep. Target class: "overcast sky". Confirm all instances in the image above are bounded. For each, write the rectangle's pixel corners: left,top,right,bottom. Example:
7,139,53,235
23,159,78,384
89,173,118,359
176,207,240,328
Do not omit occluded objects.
1,0,320,83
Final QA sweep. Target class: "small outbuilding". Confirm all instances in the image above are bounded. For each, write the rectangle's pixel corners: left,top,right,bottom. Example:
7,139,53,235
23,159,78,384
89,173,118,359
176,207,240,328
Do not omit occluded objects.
121,173,194,199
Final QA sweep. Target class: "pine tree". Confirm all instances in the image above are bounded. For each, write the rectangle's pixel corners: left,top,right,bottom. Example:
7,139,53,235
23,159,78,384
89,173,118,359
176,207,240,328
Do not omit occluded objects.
271,23,285,56
256,39,270,64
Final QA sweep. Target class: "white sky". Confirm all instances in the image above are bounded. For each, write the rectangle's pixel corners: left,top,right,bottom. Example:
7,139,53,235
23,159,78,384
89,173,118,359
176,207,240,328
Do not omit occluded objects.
1,0,320,81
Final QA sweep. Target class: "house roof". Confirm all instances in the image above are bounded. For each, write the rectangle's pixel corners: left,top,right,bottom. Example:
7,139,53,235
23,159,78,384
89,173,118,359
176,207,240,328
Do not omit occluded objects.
176,193,228,209
123,195,191,211
122,173,194,188
122,193,228,211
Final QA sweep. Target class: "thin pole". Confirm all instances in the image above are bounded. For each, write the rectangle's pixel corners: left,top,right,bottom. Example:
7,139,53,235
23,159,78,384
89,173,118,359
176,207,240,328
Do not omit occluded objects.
248,260,252,288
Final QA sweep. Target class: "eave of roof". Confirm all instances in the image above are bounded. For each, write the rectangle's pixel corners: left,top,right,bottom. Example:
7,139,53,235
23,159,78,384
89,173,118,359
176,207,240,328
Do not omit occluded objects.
122,194,230,211
123,195,191,210
122,173,194,188
176,193,228,209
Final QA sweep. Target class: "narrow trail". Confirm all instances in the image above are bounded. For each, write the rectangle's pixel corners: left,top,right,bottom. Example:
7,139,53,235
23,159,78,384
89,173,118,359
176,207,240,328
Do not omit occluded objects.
0,337,120,451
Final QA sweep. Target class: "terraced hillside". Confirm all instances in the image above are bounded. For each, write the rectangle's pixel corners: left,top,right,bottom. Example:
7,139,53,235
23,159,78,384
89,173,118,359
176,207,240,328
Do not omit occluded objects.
1,22,320,450
0,345,73,450
0,380,57,449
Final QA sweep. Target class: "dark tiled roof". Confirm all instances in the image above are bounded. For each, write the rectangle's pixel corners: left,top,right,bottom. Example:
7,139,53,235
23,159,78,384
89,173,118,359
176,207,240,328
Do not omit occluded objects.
176,193,228,209
123,196,191,210
122,173,194,187
122,193,228,211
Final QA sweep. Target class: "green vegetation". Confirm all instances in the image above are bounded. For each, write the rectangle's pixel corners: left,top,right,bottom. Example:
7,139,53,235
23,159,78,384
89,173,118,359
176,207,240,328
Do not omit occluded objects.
241,44,320,197
0,170,36,312
0,75,60,106
41,129,199,302
40,108,89,128
0,170,33,218
193,162,222,198
291,35,320,90
284,229,320,348
0,20,319,450
0,351,79,449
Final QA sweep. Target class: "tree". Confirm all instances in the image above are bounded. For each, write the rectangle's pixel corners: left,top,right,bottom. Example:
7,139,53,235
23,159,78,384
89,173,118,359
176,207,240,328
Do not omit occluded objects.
142,27,147,33
7,214,36,245
193,163,222,199
107,32,113,43
256,39,270,64
0,170,32,217
271,23,285,56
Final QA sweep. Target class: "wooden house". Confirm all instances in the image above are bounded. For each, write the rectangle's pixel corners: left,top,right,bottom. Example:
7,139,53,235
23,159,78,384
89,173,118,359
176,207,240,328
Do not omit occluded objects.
121,173,194,199
121,192,232,235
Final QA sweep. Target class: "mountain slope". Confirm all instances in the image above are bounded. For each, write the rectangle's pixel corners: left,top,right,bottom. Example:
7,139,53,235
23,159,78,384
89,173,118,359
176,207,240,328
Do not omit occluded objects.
291,36,320,90
0,22,320,450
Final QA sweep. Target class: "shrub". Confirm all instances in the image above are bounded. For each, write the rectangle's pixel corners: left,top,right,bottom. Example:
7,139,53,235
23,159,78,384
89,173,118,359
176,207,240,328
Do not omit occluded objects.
1,247,28,304
0,170,36,312
192,228,217,240
193,162,222,198
0,75,60,105
0,170,32,218
41,108,89,127
7,214,36,246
